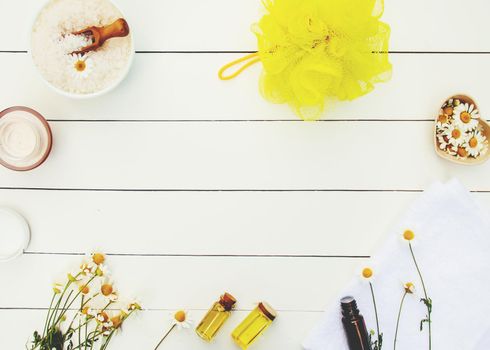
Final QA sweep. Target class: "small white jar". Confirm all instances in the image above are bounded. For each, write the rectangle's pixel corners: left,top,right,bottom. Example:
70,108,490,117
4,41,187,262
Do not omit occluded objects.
0,106,53,171
0,207,31,262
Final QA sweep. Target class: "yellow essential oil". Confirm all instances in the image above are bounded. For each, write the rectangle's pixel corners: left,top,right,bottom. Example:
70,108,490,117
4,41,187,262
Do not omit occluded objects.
196,293,237,342
231,302,277,349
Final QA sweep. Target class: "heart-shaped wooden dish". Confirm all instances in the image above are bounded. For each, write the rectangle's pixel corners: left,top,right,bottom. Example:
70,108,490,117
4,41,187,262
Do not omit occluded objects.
434,94,490,165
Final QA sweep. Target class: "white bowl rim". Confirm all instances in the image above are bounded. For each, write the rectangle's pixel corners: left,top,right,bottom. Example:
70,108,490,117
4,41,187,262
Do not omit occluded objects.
0,207,31,262
29,0,135,99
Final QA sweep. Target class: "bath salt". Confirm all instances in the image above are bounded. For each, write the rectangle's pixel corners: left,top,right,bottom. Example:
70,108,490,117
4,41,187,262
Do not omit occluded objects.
31,0,132,95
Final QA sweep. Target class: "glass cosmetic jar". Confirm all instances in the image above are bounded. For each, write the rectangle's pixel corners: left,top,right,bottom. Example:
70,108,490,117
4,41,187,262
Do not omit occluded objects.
0,106,52,171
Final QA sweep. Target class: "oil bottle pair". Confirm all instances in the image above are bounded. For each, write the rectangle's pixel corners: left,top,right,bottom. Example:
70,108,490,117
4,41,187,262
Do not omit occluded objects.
195,292,277,349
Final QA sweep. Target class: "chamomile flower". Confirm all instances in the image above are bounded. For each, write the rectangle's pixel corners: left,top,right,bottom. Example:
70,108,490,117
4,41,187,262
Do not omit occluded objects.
53,282,63,294
360,266,375,283
96,311,110,325
80,306,96,319
402,229,415,241
464,129,488,157
453,102,479,131
70,54,93,79
67,270,82,282
436,114,450,130
128,299,142,311
170,310,193,330
79,261,96,277
443,123,465,146
436,134,449,149
110,314,123,329
100,280,118,302
91,252,106,266
77,276,95,296
404,282,415,294
401,229,422,248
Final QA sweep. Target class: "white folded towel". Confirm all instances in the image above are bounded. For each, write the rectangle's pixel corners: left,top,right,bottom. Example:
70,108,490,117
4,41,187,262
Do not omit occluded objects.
303,180,490,350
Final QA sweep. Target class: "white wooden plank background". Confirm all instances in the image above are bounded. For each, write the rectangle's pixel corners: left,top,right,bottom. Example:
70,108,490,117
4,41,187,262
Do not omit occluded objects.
1,0,490,349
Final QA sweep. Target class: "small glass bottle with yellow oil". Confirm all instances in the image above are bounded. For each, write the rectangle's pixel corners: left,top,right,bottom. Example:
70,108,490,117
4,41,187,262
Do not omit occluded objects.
196,292,237,342
231,302,277,349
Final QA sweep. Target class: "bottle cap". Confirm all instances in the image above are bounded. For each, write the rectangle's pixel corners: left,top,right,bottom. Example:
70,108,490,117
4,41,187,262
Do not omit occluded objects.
258,302,277,321
340,296,360,318
220,292,237,311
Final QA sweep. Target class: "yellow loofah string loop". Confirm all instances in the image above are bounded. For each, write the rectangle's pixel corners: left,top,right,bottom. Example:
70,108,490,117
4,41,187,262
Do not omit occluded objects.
218,52,261,80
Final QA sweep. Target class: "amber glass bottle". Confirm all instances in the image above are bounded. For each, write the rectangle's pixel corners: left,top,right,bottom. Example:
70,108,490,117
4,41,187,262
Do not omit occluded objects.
341,296,372,350
196,293,237,342
231,302,276,349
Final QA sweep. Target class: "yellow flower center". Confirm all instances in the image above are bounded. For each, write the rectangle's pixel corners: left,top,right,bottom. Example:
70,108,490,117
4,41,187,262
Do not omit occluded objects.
362,267,373,279
101,284,113,296
458,147,468,157
92,253,105,265
460,112,471,124
174,310,187,323
451,129,461,139
404,282,414,293
79,285,90,295
437,114,448,123
74,60,86,72
403,230,415,241
443,106,453,116
469,137,478,148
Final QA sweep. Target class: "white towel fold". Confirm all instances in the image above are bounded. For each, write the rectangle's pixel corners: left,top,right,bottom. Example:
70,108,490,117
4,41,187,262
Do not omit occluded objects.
303,180,490,350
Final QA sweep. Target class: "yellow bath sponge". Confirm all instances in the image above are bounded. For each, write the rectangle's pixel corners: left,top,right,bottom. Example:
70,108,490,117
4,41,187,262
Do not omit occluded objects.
221,0,392,120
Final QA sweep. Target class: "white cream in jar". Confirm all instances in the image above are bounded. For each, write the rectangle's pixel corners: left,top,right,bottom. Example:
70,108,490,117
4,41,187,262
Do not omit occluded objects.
0,107,52,171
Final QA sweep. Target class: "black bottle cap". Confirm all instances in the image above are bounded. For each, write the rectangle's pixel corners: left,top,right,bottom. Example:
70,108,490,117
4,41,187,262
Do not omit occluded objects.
341,296,360,318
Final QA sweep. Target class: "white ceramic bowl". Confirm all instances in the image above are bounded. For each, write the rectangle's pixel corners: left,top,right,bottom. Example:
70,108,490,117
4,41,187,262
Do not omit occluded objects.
29,0,135,99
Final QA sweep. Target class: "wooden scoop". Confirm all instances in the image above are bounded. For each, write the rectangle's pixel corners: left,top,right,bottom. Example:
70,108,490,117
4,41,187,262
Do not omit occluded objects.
434,94,490,165
71,18,130,55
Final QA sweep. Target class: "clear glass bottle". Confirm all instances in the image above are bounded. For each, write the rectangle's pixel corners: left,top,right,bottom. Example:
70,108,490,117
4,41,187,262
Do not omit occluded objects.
231,302,277,349
196,292,237,342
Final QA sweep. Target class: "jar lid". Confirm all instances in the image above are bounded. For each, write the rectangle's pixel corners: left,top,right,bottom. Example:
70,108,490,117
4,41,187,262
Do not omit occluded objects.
220,292,237,311
258,302,277,321
0,106,52,171
0,207,30,262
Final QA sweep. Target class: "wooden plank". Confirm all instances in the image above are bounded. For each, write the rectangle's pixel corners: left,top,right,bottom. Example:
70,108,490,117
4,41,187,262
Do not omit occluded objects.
1,53,489,120
0,308,322,349
2,0,490,52
0,189,416,256
3,189,490,256
0,254,359,310
1,121,489,190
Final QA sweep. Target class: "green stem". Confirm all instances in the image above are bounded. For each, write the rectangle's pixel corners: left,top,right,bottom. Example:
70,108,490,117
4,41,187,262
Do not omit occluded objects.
54,276,96,326
369,282,382,347
42,293,56,338
84,320,88,350
67,294,97,333
393,292,408,350
100,331,115,350
154,324,176,350
70,330,102,350
409,242,431,350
